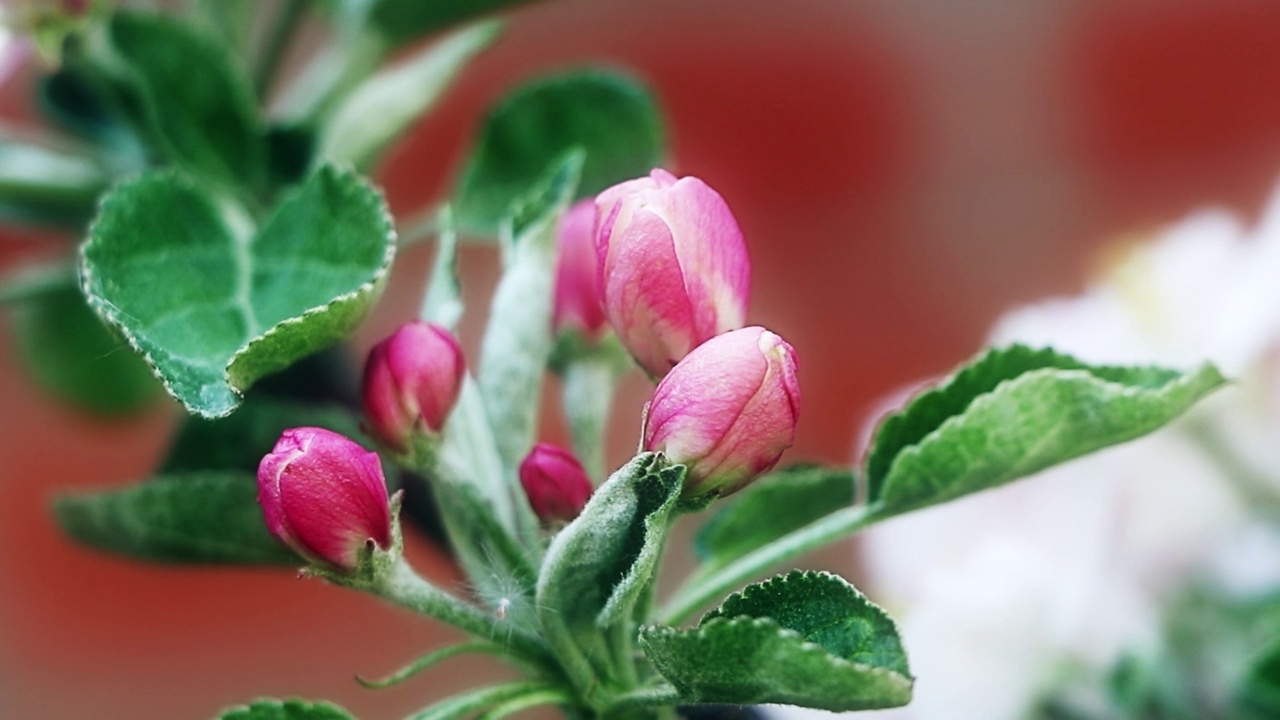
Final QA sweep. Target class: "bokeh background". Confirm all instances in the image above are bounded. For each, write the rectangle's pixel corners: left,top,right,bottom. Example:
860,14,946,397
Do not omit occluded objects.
4,0,1280,717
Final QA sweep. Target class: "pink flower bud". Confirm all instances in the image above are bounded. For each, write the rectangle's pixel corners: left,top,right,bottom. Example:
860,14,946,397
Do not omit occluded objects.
554,200,608,339
519,443,594,524
596,169,750,377
362,321,466,452
643,326,800,498
257,427,392,571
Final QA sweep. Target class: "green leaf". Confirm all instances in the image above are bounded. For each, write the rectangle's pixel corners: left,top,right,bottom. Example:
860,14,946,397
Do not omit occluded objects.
694,465,855,572
319,21,501,171
452,69,664,234
536,454,684,670
106,11,265,186
640,571,913,711
1239,638,1280,719
360,0,537,48
0,139,108,226
218,698,356,720
81,165,395,418
478,152,582,476
55,471,296,565
161,395,366,474
11,285,160,414
864,344,1227,520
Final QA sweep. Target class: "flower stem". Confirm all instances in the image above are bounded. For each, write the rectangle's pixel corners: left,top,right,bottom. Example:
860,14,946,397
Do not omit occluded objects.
659,502,880,625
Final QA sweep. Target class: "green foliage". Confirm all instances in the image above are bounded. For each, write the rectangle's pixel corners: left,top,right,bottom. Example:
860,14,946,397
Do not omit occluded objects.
55,471,296,565
218,698,355,720
640,571,912,711
106,11,265,186
1239,637,1280,718
695,465,855,572
864,344,1226,519
452,70,664,234
11,284,160,414
359,0,539,48
80,164,395,418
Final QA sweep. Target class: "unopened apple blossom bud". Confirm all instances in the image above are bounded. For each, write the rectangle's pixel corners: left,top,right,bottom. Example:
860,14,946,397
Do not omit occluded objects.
257,427,392,571
519,443,593,524
554,200,608,340
595,169,750,377
362,321,466,452
643,326,800,499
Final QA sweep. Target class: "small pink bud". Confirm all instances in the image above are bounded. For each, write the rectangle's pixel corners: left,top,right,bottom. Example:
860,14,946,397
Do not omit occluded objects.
519,443,594,524
257,427,392,571
643,326,800,499
595,169,750,377
554,200,608,339
362,321,466,452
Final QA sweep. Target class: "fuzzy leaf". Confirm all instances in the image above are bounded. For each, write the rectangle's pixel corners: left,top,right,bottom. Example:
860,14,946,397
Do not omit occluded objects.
479,152,581,476
81,165,395,418
537,454,684,658
12,285,160,414
320,21,500,171
218,698,355,720
55,471,295,565
107,11,265,185
452,69,664,234
640,571,912,711
694,465,855,572
864,345,1226,519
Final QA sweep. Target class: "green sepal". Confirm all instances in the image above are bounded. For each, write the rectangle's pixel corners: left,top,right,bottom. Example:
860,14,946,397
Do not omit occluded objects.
80,164,395,418
864,344,1227,520
54,471,295,565
536,454,684,676
639,570,912,711
217,698,356,719
452,69,664,234
694,465,856,573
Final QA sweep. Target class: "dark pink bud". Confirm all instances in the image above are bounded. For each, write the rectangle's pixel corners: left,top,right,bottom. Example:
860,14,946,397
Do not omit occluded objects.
257,427,392,571
519,443,594,524
596,169,750,377
554,199,609,339
362,321,466,451
644,326,800,499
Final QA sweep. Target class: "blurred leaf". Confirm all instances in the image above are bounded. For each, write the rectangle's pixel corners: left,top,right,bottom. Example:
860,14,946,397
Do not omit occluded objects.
265,123,316,188
319,21,500,171
0,139,108,226
81,165,395,418
218,698,356,719
11,284,160,414
694,465,855,573
55,471,296,565
453,69,664,234
107,10,265,186
640,571,912,711
359,0,538,48
864,345,1226,520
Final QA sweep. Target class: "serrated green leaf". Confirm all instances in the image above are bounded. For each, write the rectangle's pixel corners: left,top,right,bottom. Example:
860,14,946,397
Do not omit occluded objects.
55,471,296,564
81,165,395,418
320,21,500,171
694,465,855,572
360,0,536,48
452,69,664,234
107,11,265,186
536,454,684,671
160,395,366,474
479,152,581,477
640,571,912,711
218,698,355,720
0,139,108,226
864,345,1227,519
12,285,160,414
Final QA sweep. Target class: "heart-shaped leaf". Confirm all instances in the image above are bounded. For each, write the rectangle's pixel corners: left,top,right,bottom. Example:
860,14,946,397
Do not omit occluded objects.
640,571,912,711
452,69,664,234
694,465,855,573
218,698,355,720
81,164,395,418
55,471,296,565
864,344,1226,519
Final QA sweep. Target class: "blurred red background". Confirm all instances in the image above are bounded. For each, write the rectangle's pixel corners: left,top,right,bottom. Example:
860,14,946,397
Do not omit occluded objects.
5,0,1280,717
